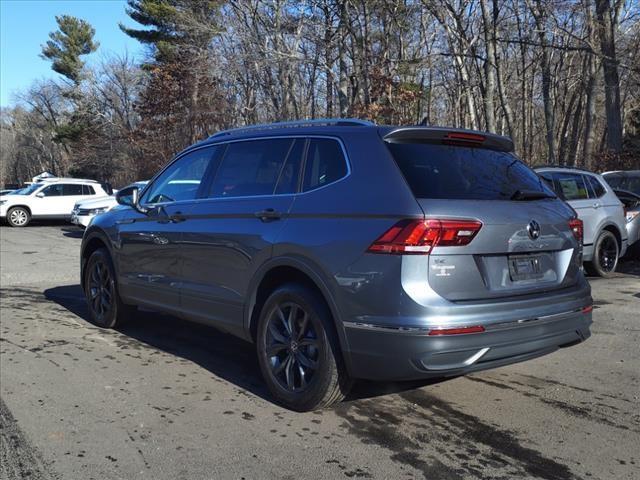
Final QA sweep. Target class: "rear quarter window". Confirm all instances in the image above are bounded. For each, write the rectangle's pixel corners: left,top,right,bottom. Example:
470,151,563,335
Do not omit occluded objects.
302,138,348,192
386,143,550,200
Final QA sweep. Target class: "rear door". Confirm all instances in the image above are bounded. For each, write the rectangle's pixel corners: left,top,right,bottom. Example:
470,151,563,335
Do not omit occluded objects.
386,142,581,301
178,137,304,336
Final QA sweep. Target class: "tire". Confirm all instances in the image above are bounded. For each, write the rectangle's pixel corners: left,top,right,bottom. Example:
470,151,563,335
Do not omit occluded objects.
6,207,30,227
585,230,619,277
256,283,352,411
84,248,135,328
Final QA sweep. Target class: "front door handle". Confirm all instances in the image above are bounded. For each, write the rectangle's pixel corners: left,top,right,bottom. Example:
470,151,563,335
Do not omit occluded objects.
593,203,600,209
255,208,281,222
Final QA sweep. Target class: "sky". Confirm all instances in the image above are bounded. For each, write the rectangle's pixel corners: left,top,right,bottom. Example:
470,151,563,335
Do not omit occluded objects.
0,0,143,106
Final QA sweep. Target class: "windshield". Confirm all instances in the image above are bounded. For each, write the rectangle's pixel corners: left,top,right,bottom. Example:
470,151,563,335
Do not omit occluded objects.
11,183,43,195
386,143,554,200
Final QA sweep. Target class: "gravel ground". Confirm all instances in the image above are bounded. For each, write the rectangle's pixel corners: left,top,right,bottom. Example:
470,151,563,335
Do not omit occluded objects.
1,225,639,480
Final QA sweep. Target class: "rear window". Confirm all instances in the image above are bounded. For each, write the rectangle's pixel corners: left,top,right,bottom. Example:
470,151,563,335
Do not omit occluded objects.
386,143,550,200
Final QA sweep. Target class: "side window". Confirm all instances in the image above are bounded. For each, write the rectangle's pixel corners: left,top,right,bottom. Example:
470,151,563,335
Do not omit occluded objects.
274,139,305,195
82,185,96,195
142,147,216,205
552,173,589,200
62,184,84,196
41,184,63,197
303,139,348,192
209,138,294,198
587,176,606,198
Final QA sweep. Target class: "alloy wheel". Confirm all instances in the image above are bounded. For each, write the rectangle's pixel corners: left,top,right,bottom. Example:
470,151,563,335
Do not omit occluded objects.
88,260,114,320
9,209,28,226
264,302,319,392
598,235,618,273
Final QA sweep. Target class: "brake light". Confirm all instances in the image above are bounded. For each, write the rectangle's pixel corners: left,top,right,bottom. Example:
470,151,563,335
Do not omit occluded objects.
443,132,486,147
581,305,593,314
368,219,482,254
428,325,485,336
569,218,583,244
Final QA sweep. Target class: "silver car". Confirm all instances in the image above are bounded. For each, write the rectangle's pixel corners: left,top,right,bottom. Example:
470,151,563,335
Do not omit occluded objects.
80,120,593,410
536,167,628,276
602,170,640,258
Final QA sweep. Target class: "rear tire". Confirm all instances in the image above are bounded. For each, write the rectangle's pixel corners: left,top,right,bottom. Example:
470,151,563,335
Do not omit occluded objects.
256,283,351,411
585,230,619,277
84,248,135,328
6,207,30,227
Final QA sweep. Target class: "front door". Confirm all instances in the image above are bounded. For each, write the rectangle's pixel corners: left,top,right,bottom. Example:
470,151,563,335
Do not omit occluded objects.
115,146,218,312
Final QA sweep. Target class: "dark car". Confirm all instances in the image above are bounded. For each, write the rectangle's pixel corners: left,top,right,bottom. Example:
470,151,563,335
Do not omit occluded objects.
80,119,592,411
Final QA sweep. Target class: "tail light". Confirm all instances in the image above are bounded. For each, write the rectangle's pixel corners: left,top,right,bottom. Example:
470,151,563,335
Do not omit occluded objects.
569,218,583,244
626,209,639,224
368,219,482,254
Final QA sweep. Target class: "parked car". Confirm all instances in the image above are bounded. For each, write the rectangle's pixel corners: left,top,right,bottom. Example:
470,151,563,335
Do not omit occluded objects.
0,178,109,227
71,181,148,228
535,167,628,277
602,170,640,257
81,119,592,411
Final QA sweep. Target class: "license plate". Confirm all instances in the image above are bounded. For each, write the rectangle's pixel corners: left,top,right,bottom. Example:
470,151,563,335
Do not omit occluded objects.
508,255,543,281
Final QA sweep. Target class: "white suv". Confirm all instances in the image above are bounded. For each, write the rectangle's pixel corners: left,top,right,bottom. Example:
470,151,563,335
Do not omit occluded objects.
535,167,628,276
0,178,109,227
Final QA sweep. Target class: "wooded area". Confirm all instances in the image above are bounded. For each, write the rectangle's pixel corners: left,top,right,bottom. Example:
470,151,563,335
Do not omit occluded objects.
1,0,638,187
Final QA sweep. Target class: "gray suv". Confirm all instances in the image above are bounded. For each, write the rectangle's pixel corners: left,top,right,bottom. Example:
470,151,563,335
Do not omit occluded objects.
81,119,593,411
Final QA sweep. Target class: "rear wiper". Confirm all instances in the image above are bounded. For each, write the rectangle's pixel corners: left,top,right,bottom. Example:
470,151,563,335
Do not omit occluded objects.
510,189,556,201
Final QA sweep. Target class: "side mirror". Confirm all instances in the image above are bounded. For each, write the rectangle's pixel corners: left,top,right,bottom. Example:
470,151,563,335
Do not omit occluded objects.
116,186,147,213
36,192,45,198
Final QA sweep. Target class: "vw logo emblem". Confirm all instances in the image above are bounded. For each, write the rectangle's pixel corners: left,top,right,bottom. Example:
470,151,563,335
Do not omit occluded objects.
527,220,541,240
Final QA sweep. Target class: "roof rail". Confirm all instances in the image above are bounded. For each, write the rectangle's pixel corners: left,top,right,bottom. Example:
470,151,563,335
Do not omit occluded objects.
209,118,375,139
533,164,593,172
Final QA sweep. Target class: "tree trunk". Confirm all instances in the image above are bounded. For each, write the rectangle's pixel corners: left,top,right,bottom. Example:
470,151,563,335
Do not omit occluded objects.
595,0,623,152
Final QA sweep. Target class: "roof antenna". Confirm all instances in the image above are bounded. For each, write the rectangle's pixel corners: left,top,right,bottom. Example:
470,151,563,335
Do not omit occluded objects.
419,116,429,126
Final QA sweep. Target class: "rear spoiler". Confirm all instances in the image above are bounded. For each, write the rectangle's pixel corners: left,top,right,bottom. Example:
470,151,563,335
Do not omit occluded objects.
382,127,514,152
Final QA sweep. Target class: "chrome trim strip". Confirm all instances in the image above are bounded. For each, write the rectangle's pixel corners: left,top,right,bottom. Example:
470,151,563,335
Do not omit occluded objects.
343,307,588,335
139,135,353,208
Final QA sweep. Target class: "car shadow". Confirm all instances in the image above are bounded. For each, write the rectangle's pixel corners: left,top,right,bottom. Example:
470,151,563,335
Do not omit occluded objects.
60,226,84,238
43,284,443,407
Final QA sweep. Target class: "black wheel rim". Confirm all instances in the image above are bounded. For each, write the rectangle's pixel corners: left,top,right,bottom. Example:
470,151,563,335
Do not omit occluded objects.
598,236,618,272
88,260,114,321
264,302,319,392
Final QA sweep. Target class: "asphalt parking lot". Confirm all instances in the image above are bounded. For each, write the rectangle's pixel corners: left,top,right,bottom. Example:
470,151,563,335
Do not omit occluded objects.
1,225,638,480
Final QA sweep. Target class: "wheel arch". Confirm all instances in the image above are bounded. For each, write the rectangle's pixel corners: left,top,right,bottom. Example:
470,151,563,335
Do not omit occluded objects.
7,204,32,215
245,256,353,375
80,228,114,290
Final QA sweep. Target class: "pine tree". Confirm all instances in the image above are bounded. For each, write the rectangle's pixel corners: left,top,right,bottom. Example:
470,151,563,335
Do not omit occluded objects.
41,15,99,85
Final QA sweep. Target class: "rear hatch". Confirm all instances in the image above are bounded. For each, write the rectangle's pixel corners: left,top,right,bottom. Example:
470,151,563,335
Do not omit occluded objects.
384,128,582,301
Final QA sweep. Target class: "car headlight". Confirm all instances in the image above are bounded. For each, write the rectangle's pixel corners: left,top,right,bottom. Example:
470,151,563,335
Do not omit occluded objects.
88,207,109,215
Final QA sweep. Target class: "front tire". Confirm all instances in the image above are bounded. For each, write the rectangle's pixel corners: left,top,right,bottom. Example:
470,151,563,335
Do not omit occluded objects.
84,248,134,328
6,207,30,227
586,230,619,277
256,283,351,411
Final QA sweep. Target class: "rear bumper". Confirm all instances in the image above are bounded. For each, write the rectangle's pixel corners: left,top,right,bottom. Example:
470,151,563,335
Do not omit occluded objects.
343,284,592,381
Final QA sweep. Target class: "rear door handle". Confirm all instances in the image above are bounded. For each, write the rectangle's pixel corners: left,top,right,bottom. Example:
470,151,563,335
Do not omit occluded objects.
255,208,281,222
593,203,600,209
